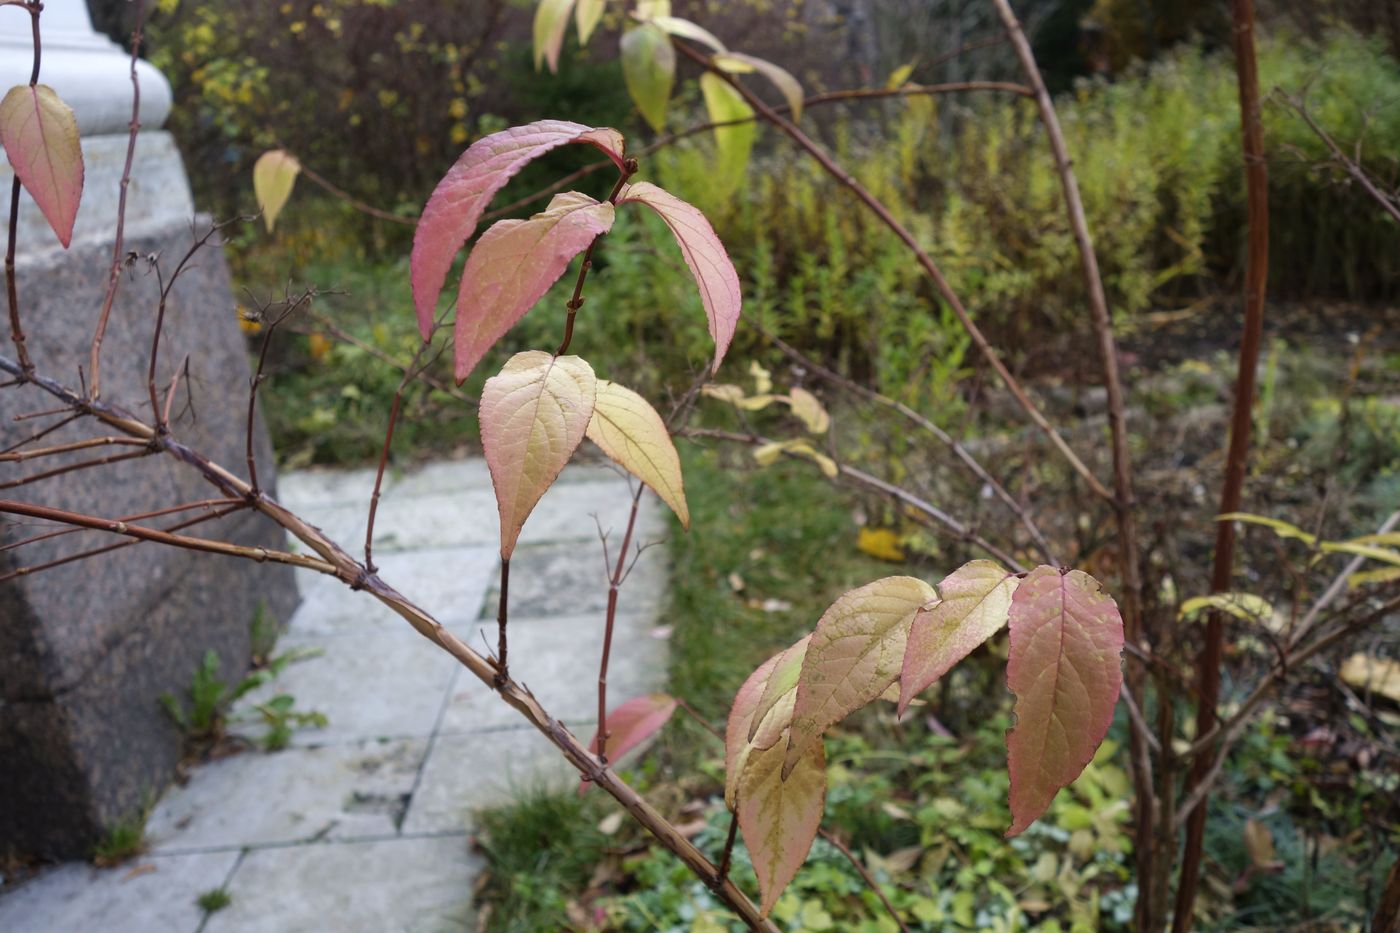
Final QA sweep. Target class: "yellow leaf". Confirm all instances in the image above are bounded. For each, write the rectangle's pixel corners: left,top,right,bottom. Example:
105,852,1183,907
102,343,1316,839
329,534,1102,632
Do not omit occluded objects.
1340,653,1400,703
307,333,331,360
586,380,689,527
788,387,829,434
252,150,301,232
857,528,906,562
1178,592,1273,623
748,361,772,394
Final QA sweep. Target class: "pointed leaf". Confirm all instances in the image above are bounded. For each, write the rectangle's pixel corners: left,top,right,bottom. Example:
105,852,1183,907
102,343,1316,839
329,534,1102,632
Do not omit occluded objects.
788,387,829,433
575,0,605,44
649,15,726,53
1005,566,1124,836
534,0,575,72
1178,592,1274,622
580,693,677,793
713,52,804,122
739,735,826,916
698,73,755,195
1216,512,1316,546
899,560,1017,715
726,649,782,810
617,182,741,371
784,576,936,776
411,121,626,339
480,352,597,559
749,635,810,743
1319,540,1400,566
620,23,674,133
252,150,301,232
454,191,614,382
0,84,84,248
586,380,689,527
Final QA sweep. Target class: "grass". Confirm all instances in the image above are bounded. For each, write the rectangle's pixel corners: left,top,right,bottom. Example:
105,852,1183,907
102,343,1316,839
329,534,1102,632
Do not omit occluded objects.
196,888,233,914
91,812,148,867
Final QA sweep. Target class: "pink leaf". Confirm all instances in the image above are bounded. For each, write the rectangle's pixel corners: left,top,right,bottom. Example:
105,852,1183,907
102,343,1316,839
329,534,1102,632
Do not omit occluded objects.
739,733,825,917
479,352,596,559
898,560,1017,715
454,191,615,383
725,638,807,810
616,182,741,373
579,693,677,794
783,576,935,777
410,121,626,340
1005,566,1124,836
0,84,84,248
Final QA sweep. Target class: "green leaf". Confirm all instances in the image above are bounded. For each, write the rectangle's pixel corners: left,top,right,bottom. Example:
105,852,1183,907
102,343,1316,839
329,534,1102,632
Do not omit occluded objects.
533,0,574,73
621,23,674,132
586,380,689,527
1216,511,1316,546
783,576,935,777
712,52,804,122
1319,540,1400,566
1178,592,1274,622
574,0,605,44
699,72,755,194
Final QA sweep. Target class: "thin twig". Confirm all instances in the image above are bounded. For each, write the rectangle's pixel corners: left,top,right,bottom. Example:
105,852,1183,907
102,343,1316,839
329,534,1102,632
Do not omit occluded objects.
3,1,40,375
0,435,147,462
87,0,146,400
0,496,240,553
556,161,635,356
673,38,1112,504
818,828,910,933
597,484,645,763
0,446,154,490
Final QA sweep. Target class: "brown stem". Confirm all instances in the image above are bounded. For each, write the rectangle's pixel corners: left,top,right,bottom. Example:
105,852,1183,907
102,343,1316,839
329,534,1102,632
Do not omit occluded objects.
494,557,510,686
0,496,240,553
0,435,146,462
674,39,1112,504
715,810,740,885
0,352,778,930
818,828,909,933
1,412,81,453
0,501,247,582
0,499,339,575
4,3,42,375
555,162,635,356
88,0,145,400
597,484,645,763
986,0,1154,920
296,161,416,226
0,446,154,490
1175,0,1269,925
1278,92,1400,225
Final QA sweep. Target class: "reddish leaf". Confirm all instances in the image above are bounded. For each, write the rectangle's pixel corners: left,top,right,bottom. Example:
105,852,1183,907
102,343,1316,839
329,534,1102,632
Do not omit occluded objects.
453,191,614,382
411,121,626,339
784,577,935,777
726,637,808,810
898,560,1017,715
1005,566,1124,836
739,734,826,916
616,182,741,372
479,352,596,559
0,84,84,248
725,649,782,810
579,693,677,793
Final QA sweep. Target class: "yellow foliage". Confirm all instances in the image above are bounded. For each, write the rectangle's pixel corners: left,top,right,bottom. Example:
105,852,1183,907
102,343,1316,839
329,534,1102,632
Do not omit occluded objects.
857,528,906,563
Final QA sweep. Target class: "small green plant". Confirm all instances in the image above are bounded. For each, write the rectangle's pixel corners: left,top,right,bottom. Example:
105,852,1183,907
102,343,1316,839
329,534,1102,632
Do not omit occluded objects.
91,811,148,867
248,601,282,668
196,887,233,914
160,648,326,755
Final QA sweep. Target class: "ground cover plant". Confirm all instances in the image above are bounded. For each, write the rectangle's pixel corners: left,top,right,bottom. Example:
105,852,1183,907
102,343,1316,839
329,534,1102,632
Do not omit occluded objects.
3,0,1399,929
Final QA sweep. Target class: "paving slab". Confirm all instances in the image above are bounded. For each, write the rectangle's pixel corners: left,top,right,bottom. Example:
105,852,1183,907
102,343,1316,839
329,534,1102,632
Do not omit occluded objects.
234,633,455,746
146,739,427,852
288,546,498,637
0,851,238,933
479,538,667,619
204,836,480,933
441,614,669,735
401,728,577,835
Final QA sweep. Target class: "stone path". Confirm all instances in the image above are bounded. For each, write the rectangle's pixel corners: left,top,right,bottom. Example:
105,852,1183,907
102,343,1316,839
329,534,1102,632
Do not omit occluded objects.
0,459,670,932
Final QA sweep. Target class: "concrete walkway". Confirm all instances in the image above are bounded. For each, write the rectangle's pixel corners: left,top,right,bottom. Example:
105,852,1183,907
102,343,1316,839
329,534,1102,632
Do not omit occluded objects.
0,459,670,932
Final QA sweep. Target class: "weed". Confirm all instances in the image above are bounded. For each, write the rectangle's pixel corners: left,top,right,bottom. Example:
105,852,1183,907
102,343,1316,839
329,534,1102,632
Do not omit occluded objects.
196,887,233,914
160,648,326,756
91,811,148,867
